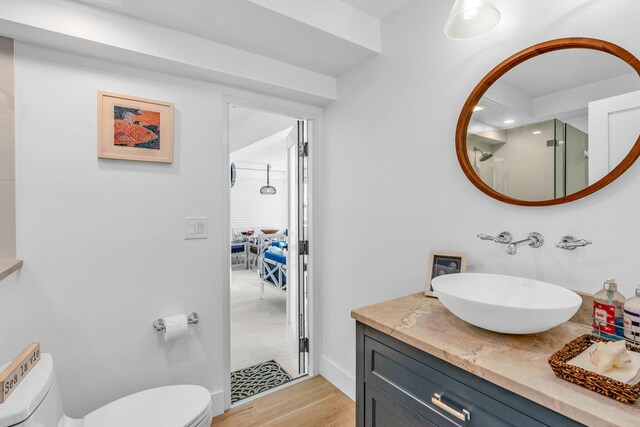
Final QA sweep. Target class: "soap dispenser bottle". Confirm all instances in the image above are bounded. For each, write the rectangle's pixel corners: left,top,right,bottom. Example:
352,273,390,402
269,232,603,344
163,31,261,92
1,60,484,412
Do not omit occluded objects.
593,278,626,339
624,288,640,343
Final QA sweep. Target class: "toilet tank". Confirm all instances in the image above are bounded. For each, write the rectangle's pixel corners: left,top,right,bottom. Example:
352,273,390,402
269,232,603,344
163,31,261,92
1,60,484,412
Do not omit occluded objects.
0,353,64,426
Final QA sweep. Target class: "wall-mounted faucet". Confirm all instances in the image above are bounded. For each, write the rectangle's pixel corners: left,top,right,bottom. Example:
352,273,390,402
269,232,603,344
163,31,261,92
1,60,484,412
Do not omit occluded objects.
477,231,513,244
556,235,592,250
506,232,544,255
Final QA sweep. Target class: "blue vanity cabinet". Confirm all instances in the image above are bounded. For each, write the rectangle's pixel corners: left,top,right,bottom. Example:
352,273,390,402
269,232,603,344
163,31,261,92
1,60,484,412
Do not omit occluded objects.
356,322,585,427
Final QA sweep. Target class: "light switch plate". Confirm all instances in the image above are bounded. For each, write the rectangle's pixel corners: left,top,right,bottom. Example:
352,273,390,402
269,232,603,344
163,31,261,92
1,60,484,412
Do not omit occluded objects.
184,217,208,239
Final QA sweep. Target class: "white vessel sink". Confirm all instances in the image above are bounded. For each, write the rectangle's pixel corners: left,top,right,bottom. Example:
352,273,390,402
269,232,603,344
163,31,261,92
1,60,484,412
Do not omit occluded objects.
431,273,581,334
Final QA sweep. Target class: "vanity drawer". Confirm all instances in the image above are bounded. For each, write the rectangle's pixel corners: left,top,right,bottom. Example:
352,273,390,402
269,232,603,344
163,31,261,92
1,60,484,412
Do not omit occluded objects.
365,383,436,427
364,336,542,427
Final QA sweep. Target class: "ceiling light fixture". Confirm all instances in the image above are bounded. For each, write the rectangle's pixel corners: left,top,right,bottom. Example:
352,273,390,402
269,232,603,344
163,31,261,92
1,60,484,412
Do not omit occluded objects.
444,0,501,39
504,119,514,124
473,105,485,112
260,164,277,195
532,131,542,135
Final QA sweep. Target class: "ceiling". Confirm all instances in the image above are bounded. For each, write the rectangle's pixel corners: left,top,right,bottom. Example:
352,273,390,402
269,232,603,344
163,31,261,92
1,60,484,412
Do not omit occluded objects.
230,106,297,166
469,49,639,134
340,0,412,19
231,128,293,169
501,49,634,98
72,0,407,76
230,106,298,152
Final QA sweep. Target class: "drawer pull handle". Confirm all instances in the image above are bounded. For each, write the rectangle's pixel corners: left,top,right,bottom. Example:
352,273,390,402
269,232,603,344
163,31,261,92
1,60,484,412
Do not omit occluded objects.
431,393,471,422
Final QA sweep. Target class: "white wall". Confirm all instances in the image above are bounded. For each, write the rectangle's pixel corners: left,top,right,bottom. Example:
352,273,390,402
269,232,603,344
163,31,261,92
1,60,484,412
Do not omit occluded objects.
0,41,318,418
319,0,640,399
9,42,223,417
230,168,288,232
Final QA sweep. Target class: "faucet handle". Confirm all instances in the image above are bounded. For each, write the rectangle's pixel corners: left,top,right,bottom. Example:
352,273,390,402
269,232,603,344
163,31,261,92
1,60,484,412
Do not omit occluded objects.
477,231,512,244
556,235,592,250
477,233,495,241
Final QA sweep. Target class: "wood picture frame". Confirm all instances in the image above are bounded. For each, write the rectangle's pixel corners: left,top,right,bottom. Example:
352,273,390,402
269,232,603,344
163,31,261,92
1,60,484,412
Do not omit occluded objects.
425,251,467,297
0,343,40,404
456,37,640,206
98,91,174,163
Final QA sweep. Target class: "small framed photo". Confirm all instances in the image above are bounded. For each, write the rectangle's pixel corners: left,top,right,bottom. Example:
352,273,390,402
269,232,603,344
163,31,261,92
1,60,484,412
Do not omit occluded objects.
425,251,467,297
98,91,174,163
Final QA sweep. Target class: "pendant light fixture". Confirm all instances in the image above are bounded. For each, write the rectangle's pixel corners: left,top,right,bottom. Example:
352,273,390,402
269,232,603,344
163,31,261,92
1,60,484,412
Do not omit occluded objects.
260,164,277,195
444,0,501,39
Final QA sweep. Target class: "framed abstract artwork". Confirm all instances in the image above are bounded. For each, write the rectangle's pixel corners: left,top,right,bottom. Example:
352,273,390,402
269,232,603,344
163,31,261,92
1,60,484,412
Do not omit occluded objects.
98,91,174,163
425,250,467,297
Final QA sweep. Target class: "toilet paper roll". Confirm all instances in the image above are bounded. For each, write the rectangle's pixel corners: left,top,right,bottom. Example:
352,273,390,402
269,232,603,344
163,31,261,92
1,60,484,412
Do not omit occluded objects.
163,314,189,342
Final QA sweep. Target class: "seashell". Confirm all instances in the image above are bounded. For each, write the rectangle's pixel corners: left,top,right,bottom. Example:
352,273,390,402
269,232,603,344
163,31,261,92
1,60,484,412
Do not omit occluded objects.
589,340,631,374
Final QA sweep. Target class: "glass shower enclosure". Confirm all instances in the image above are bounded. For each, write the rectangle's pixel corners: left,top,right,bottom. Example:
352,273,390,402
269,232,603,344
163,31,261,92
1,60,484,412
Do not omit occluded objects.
468,118,589,200
554,119,589,198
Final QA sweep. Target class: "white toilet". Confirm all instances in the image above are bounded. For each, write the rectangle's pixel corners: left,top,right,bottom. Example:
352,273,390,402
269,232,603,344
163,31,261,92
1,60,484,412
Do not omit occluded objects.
0,354,213,427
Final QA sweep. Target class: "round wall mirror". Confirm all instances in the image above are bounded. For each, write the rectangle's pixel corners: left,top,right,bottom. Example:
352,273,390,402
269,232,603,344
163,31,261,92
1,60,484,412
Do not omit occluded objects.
456,38,640,206
230,161,237,188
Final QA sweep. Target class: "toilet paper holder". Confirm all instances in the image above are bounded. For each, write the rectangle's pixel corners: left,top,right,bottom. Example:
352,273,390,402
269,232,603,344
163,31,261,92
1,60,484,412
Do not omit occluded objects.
153,312,199,332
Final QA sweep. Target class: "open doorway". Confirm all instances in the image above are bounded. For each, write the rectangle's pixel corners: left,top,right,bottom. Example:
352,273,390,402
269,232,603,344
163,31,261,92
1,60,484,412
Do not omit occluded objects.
228,105,309,404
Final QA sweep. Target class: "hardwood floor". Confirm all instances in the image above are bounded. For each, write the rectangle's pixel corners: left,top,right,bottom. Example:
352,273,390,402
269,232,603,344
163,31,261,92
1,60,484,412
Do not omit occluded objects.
211,376,355,426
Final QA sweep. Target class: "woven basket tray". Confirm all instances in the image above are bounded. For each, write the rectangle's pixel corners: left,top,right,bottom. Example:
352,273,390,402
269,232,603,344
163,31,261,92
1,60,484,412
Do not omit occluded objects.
548,334,640,404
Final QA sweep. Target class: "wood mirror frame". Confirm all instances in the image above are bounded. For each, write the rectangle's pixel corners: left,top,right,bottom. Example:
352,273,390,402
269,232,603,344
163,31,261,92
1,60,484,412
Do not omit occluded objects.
456,38,640,206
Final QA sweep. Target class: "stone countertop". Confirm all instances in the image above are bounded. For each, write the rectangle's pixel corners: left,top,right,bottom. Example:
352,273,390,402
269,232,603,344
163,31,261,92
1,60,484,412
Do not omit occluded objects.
351,293,640,427
0,259,22,282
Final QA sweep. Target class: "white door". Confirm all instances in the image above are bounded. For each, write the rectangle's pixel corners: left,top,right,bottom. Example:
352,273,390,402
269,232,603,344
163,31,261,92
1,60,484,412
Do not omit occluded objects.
588,90,640,185
286,120,309,375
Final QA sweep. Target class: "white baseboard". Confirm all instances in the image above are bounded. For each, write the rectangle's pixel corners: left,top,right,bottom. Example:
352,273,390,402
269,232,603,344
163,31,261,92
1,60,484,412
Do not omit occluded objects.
210,389,225,416
320,355,355,400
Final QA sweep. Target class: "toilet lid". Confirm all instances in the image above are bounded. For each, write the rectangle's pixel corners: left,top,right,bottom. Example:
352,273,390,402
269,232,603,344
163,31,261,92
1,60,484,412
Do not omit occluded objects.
83,385,211,427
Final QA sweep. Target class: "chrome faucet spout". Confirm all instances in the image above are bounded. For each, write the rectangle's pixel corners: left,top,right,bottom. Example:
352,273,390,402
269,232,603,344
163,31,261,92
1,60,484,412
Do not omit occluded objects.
505,232,544,255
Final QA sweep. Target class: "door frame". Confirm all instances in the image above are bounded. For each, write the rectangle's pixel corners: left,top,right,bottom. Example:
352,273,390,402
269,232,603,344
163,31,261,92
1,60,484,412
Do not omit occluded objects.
221,95,321,409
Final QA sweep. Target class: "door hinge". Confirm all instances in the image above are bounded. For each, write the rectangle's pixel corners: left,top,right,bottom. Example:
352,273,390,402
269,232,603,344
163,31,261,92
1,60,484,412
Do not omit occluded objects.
299,337,309,353
299,141,308,157
299,240,309,255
